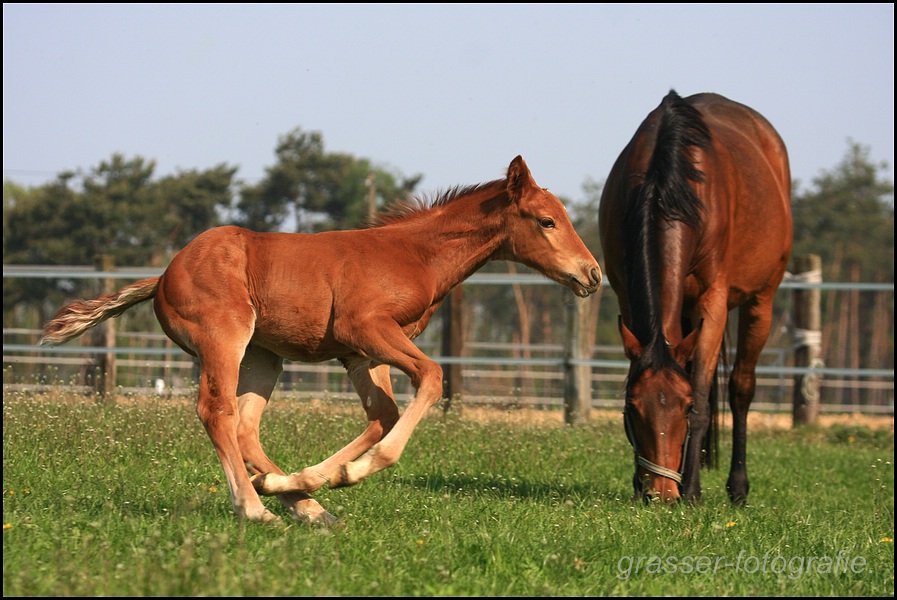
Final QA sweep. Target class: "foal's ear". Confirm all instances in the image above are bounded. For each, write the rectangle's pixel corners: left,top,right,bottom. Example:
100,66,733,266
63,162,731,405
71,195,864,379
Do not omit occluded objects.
506,155,536,200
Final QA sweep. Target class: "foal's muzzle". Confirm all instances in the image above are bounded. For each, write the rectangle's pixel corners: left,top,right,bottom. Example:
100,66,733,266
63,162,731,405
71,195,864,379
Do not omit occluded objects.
571,266,602,297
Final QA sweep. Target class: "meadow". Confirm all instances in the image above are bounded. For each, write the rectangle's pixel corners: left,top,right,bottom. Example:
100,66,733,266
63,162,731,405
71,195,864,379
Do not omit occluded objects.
3,389,893,597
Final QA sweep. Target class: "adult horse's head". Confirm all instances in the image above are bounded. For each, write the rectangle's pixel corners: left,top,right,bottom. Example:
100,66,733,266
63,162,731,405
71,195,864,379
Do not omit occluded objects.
499,156,601,297
620,318,701,503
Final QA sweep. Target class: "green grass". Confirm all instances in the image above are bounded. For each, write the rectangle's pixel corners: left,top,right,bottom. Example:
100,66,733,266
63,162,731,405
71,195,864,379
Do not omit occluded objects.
3,390,893,596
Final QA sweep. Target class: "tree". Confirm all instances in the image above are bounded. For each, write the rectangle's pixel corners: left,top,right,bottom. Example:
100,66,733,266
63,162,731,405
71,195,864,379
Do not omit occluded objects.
147,164,239,265
791,140,893,406
2,154,237,325
235,127,422,232
791,140,894,283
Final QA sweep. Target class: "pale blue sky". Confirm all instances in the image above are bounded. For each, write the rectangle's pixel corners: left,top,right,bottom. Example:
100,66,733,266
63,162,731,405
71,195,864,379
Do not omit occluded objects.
4,3,894,203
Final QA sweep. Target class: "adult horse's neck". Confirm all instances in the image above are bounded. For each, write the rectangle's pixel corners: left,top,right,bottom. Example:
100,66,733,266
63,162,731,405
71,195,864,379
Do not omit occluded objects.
656,221,694,344
624,200,695,352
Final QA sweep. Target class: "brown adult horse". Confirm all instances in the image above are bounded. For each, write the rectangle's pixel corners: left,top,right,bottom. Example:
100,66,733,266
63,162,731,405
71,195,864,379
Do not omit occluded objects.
41,155,601,525
599,90,792,504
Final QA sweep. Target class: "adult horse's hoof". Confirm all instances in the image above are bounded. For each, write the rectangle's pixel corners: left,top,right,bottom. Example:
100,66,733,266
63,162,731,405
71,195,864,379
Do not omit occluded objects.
682,493,703,507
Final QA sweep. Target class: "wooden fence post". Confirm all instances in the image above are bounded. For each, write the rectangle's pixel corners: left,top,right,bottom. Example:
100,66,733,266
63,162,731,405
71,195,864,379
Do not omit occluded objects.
441,286,464,412
87,254,116,399
563,297,592,425
792,254,822,427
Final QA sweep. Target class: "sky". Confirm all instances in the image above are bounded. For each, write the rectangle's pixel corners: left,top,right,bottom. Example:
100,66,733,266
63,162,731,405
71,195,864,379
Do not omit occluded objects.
3,4,894,206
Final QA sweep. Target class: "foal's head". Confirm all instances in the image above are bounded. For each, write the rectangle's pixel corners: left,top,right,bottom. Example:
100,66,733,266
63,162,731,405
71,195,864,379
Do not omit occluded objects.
499,156,601,297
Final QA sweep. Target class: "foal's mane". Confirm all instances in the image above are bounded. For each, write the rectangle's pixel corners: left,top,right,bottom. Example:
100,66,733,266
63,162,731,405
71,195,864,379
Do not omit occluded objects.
365,178,505,228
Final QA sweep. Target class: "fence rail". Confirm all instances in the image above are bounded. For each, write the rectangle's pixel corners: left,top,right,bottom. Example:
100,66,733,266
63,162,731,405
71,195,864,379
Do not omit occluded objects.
3,265,894,419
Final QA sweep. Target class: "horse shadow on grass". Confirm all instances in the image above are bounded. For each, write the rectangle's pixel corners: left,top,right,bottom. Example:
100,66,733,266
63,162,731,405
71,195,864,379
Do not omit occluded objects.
390,471,631,505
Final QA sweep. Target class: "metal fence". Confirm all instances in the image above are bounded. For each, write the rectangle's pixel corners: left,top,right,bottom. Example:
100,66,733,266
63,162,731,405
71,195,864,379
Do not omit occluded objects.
3,265,894,417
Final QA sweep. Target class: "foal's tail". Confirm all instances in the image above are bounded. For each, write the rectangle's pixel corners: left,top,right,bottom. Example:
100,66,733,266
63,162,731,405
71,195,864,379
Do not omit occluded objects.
40,277,160,346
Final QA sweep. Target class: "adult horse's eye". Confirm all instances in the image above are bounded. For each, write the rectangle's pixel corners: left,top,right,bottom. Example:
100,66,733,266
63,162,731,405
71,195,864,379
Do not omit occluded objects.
538,217,555,229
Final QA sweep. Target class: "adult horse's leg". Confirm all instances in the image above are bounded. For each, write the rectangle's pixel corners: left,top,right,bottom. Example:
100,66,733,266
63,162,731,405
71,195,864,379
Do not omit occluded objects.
681,292,728,503
252,359,400,495
236,344,337,526
726,291,776,505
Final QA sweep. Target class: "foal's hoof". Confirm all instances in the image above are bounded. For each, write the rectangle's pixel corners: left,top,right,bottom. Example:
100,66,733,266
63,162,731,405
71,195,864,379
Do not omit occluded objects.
328,464,352,489
287,505,342,528
310,510,342,529
247,509,283,526
280,494,342,528
249,472,270,494
250,472,289,496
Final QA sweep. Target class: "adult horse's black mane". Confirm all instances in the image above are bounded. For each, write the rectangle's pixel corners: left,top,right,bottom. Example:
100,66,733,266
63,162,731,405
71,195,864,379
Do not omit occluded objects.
622,90,712,379
620,90,719,468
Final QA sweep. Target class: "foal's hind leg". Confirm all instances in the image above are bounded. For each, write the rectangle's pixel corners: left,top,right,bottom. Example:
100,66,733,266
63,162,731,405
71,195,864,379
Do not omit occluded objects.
192,342,281,524
236,345,337,526
253,359,399,495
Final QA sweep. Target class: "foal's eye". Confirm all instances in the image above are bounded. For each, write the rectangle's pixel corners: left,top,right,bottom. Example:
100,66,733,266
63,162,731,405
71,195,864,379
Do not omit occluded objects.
538,217,556,229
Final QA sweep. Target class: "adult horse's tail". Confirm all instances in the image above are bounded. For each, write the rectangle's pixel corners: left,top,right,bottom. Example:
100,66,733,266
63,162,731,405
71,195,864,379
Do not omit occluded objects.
40,277,160,346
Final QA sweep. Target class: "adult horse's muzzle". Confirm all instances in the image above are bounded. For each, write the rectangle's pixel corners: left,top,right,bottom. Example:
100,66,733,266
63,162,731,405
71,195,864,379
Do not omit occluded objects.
624,404,690,503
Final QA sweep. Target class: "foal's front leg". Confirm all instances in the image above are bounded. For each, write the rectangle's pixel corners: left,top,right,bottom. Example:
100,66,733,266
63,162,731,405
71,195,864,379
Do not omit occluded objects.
252,360,399,495
255,322,442,493
327,332,444,488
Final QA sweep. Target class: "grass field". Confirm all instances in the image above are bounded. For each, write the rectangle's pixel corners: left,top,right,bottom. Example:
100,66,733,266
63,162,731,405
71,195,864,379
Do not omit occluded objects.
3,390,894,596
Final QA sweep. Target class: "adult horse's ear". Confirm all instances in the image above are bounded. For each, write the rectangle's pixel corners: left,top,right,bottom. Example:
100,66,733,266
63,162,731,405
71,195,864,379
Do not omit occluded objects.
619,315,643,361
506,155,535,201
672,319,702,368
